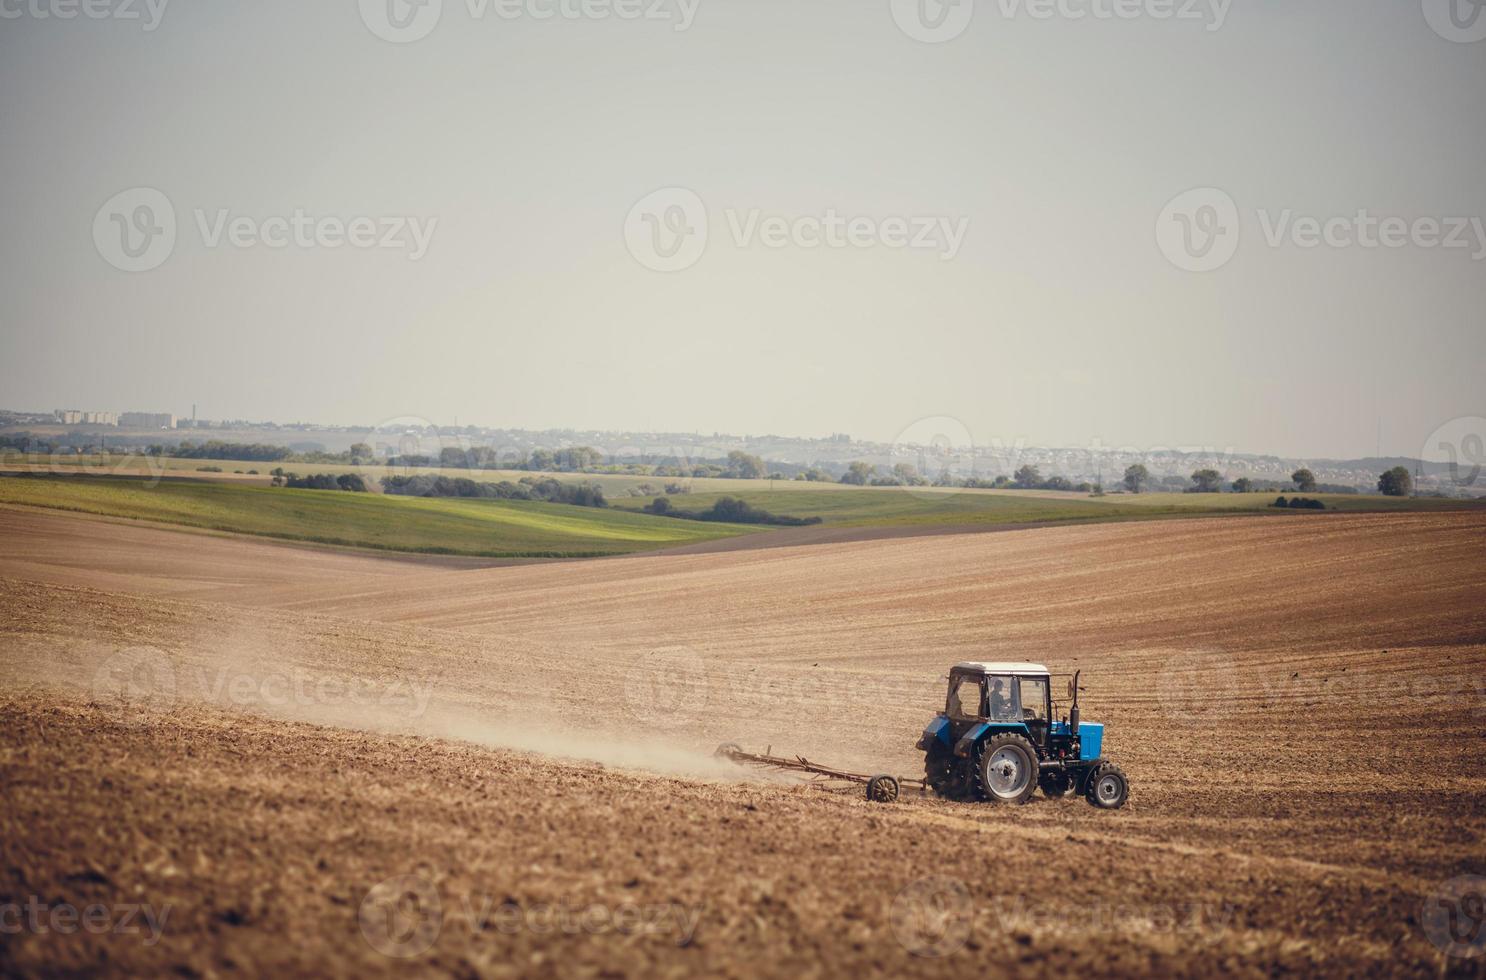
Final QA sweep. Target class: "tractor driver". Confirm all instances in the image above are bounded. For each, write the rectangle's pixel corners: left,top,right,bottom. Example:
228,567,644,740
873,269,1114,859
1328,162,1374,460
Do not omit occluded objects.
989,678,1013,720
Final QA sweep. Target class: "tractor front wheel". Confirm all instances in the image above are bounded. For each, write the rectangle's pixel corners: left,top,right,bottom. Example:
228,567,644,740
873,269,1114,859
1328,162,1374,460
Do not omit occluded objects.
976,734,1039,805
1086,763,1129,809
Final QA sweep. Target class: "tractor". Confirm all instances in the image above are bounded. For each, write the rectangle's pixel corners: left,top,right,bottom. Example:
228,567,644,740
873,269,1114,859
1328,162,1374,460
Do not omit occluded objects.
916,662,1128,808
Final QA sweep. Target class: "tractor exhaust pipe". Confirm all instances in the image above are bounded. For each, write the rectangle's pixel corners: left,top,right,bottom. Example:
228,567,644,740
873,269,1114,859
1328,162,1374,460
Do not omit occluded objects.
1068,669,1081,731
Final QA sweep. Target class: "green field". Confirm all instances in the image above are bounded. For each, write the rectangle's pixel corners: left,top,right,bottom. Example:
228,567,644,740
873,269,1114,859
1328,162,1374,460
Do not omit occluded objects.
4,469,1479,560
607,485,1484,527
0,475,762,558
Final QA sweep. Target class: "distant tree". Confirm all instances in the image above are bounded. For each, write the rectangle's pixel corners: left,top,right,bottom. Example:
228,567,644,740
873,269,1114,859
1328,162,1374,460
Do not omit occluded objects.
1043,475,1072,491
1012,464,1042,489
348,442,374,464
801,467,833,482
1292,468,1317,492
725,450,767,480
1377,466,1412,497
840,461,876,485
1190,469,1223,493
527,448,556,472
893,462,926,486
556,446,603,472
645,496,673,515
1123,464,1149,493
1232,477,1253,493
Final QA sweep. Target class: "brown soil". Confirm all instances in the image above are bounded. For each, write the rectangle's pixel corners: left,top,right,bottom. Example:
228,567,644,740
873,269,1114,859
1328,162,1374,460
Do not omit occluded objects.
2,507,1484,977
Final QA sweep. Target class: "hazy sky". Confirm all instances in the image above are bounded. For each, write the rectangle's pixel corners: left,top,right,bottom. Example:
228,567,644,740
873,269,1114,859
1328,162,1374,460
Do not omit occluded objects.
1,0,1482,460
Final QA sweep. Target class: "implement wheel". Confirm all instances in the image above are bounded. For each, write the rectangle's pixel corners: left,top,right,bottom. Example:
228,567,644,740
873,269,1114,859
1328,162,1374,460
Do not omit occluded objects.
866,774,900,803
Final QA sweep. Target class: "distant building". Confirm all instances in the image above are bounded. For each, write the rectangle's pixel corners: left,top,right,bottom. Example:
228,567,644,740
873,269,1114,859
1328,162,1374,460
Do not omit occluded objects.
55,410,118,426
120,411,177,430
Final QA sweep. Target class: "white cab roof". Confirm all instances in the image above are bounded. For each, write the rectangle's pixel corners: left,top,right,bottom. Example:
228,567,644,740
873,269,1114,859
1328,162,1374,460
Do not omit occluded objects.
954,662,1049,676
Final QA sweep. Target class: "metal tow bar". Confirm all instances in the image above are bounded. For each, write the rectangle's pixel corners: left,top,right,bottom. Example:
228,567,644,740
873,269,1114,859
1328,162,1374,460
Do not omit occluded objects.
714,743,924,803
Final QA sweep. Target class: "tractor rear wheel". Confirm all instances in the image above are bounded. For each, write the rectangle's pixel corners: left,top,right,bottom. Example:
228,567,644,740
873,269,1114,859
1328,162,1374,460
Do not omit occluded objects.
1086,763,1129,809
923,748,971,800
976,734,1038,805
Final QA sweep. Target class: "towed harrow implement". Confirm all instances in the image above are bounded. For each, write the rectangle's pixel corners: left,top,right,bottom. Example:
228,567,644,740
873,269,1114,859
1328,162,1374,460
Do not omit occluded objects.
714,743,923,803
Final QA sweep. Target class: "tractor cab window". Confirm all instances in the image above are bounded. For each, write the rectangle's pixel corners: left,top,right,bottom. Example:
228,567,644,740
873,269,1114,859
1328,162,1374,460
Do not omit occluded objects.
987,675,1019,721
946,674,984,721
1018,677,1049,723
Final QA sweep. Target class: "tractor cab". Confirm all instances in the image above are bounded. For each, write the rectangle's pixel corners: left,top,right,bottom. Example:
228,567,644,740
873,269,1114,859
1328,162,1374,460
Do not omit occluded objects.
944,662,1053,742
918,661,1127,808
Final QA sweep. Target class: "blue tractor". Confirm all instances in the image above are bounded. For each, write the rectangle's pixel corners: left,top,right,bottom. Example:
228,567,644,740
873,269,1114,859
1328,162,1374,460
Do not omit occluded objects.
916,662,1128,808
